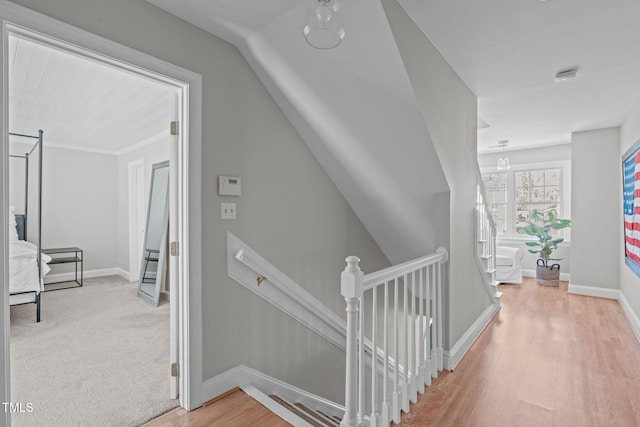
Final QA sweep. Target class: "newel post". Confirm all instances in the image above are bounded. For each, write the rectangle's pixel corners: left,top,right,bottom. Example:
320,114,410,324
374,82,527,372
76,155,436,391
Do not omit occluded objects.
341,256,363,427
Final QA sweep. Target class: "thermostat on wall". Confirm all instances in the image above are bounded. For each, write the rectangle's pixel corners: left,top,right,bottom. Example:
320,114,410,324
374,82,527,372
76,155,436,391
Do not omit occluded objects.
219,176,241,196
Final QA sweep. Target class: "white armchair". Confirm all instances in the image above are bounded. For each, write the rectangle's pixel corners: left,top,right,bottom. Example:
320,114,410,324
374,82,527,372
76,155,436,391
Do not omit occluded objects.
496,246,524,284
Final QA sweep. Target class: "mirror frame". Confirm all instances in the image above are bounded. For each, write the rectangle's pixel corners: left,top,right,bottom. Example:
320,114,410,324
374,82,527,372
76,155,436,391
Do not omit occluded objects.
137,160,170,306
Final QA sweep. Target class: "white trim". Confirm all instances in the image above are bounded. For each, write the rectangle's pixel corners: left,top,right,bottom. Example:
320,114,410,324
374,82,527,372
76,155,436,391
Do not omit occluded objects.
523,270,570,281
241,385,314,427
567,283,621,300
0,7,9,423
227,232,347,350
128,158,145,282
201,365,344,418
115,131,168,156
0,1,204,411
619,292,640,343
498,236,572,246
443,303,500,371
43,267,131,284
43,131,170,156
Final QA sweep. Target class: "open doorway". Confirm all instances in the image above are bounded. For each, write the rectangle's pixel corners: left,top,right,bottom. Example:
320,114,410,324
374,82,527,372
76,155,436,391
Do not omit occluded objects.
2,18,198,425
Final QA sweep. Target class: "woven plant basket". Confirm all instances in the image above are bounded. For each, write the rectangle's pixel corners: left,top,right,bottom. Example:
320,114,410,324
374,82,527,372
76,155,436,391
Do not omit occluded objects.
536,260,560,287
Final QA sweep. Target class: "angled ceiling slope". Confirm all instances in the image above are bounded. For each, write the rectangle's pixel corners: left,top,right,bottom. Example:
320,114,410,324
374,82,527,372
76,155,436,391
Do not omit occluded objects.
148,0,450,263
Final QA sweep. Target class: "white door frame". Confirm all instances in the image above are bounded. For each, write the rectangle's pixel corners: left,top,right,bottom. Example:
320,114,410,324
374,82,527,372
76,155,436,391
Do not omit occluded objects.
128,159,145,282
0,3,204,423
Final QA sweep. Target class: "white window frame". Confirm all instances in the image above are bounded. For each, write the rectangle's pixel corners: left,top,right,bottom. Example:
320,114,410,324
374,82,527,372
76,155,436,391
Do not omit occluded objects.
481,160,571,244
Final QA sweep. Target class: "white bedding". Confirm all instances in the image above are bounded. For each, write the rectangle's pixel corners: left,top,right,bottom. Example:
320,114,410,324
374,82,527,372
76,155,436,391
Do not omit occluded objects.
9,240,51,294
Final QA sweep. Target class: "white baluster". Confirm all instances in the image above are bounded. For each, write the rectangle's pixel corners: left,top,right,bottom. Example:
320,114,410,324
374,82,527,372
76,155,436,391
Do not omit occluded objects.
402,274,409,413
418,267,426,391
381,281,390,426
340,256,363,427
430,264,438,379
392,277,400,424
370,286,379,427
425,265,432,385
410,271,418,403
358,296,365,424
436,258,444,371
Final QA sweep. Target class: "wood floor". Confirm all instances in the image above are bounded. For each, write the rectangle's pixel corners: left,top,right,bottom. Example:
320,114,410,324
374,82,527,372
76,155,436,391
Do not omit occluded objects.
400,278,640,426
144,388,290,427
145,277,640,426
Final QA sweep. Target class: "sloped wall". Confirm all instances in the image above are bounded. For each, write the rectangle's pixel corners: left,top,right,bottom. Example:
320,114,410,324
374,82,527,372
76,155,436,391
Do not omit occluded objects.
9,0,390,404
382,0,491,348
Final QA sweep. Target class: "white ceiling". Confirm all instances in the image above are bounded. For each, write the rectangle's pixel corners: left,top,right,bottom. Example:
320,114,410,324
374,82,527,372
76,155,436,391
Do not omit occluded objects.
150,0,640,155
401,0,640,153
9,35,176,154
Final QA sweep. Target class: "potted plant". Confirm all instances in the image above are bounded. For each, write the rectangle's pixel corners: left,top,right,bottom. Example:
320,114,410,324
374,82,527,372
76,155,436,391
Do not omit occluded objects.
518,206,571,286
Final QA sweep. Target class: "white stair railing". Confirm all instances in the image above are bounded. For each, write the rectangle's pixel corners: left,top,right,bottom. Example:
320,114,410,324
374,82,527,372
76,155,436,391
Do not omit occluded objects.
476,167,500,303
340,248,448,427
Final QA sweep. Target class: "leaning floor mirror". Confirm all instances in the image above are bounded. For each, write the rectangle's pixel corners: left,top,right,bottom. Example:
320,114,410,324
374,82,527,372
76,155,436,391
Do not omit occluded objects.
138,160,170,306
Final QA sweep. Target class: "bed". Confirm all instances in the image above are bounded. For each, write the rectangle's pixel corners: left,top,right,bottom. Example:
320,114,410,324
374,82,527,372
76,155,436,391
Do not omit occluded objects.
8,130,49,322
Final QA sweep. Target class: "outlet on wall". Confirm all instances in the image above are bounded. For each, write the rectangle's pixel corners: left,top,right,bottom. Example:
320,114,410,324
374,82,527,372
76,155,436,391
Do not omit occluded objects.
221,202,236,220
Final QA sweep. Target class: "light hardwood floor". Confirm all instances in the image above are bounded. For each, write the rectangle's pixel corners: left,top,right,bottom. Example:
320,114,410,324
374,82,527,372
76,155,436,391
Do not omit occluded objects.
400,278,640,426
146,277,640,426
144,388,290,426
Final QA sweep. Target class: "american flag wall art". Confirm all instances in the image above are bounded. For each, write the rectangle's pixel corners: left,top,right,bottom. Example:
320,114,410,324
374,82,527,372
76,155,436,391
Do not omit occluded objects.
623,141,640,276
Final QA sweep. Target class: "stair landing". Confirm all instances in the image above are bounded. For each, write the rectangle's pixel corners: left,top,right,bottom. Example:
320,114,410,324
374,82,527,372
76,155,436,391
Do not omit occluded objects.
143,388,290,427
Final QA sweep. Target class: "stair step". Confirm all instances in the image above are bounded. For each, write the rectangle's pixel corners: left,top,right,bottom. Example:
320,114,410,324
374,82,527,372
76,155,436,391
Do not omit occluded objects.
295,403,339,426
242,386,314,427
318,410,342,424
495,291,503,298
479,254,492,260
485,268,496,274
270,395,330,427
490,281,500,287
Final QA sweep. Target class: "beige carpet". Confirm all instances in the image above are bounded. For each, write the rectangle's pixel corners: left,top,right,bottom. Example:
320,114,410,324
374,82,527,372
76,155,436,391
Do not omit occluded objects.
9,276,178,426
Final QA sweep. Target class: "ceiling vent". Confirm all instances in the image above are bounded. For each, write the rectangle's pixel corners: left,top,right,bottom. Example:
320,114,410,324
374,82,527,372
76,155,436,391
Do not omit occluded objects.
555,68,578,82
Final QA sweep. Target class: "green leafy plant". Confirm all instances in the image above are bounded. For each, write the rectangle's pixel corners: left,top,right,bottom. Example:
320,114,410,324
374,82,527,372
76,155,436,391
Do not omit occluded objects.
518,206,571,267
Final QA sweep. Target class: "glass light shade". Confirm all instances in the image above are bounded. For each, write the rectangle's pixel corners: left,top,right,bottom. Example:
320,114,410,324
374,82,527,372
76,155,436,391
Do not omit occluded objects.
303,0,345,49
497,157,510,171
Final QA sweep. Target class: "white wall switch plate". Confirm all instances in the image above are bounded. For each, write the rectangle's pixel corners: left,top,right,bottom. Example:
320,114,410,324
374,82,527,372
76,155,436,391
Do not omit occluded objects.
221,202,236,220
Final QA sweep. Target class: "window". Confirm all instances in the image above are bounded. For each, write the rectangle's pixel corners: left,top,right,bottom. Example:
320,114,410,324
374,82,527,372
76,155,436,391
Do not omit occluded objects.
483,172,507,234
481,162,570,239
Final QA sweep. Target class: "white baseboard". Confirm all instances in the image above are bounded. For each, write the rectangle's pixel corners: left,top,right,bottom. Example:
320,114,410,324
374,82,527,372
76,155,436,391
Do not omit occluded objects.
618,293,640,343
443,303,500,371
201,365,344,417
567,283,621,300
567,284,640,344
44,267,131,284
522,269,570,281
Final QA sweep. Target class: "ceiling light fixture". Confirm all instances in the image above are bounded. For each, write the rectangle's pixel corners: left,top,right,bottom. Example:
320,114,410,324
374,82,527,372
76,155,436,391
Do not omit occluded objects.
555,68,578,82
496,140,510,170
303,0,345,49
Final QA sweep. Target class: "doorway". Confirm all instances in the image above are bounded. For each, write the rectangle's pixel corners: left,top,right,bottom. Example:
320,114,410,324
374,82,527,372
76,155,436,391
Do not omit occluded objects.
0,6,203,426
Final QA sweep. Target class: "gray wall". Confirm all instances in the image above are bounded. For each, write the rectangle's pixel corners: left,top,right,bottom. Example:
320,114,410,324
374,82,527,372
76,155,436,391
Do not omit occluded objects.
478,144,572,276
9,143,118,272
620,101,640,323
9,0,390,403
570,128,620,289
383,0,490,349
